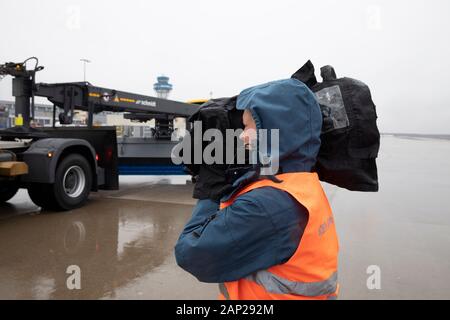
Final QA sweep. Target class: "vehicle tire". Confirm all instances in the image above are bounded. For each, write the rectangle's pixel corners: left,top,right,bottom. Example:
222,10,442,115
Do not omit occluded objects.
28,154,92,211
55,154,92,210
0,181,19,203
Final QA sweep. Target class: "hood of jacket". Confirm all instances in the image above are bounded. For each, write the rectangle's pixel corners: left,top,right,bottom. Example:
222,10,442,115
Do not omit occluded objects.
236,78,322,173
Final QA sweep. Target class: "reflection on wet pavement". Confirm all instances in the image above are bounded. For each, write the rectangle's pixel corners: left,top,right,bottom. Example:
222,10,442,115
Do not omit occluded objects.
0,177,218,299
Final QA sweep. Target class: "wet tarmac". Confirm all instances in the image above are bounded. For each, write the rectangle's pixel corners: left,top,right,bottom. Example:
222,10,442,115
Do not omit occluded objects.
0,135,449,299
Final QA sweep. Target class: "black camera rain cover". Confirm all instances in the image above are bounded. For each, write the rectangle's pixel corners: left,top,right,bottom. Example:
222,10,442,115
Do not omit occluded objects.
292,60,380,192
183,96,250,200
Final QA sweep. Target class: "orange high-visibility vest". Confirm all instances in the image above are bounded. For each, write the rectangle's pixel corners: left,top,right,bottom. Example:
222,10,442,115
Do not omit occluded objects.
218,172,339,300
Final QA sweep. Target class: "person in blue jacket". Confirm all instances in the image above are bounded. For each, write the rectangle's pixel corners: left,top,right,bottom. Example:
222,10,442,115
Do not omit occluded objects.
174,78,323,284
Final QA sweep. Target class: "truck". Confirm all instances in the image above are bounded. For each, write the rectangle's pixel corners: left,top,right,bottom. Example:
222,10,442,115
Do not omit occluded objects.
0,57,200,211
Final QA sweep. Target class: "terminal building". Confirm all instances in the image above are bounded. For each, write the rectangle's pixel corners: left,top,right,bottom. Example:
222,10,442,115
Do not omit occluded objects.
0,100,87,128
0,100,57,128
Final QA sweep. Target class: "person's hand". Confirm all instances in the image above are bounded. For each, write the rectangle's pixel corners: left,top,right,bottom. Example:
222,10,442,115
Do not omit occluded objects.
192,164,233,201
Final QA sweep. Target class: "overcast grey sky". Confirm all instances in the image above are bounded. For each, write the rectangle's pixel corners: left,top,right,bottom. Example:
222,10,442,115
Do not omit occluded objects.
1,0,449,133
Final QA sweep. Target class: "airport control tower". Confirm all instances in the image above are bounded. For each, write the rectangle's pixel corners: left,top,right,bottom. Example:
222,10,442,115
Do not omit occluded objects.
153,76,173,99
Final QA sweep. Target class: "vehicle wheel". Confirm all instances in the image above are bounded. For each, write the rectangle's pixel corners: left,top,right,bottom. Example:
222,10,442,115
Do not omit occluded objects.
0,181,19,203
29,154,92,211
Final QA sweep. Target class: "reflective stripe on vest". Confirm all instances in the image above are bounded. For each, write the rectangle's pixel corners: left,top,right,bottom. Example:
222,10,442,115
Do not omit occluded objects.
219,283,230,300
246,270,337,297
219,272,337,299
